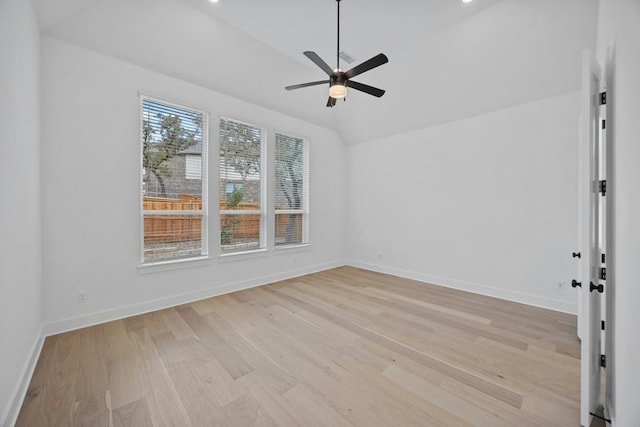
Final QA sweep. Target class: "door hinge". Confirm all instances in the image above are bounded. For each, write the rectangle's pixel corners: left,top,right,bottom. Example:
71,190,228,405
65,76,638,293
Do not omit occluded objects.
600,92,607,105
602,119,606,130
600,267,607,280
602,253,606,264
600,354,606,368
601,320,605,330
599,180,607,196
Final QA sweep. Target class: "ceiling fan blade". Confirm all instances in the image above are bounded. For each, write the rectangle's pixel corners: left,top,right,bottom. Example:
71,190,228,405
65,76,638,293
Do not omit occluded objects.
347,80,386,98
326,97,337,107
344,53,389,79
304,51,334,76
285,80,330,91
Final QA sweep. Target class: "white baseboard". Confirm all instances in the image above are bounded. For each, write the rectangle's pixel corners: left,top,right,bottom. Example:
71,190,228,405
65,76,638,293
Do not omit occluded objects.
43,260,347,336
2,328,44,427
347,260,577,314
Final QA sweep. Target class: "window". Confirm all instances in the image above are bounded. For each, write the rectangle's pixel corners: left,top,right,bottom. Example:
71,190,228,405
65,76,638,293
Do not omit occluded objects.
140,97,208,264
275,133,309,247
219,117,266,254
185,155,201,180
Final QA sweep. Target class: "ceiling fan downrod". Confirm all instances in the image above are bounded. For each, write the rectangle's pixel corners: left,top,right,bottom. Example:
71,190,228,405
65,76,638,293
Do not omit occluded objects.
336,0,341,72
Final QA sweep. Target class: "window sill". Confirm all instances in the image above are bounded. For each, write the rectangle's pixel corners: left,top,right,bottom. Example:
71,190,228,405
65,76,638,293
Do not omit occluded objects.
137,256,211,274
274,243,310,254
218,248,268,263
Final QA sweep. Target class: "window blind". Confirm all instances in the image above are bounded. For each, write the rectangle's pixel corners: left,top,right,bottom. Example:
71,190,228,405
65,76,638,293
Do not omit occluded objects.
275,133,309,247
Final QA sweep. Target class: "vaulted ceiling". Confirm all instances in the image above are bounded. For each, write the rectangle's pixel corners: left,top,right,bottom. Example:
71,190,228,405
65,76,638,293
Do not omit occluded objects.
33,0,598,144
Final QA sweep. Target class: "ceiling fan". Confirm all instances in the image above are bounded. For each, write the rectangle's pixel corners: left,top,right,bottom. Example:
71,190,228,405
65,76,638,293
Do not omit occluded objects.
285,0,389,107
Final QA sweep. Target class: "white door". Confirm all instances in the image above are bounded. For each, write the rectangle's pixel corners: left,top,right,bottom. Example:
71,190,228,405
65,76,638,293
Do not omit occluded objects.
578,49,603,427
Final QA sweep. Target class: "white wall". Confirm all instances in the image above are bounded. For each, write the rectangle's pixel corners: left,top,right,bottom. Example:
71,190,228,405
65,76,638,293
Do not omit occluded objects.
40,38,347,332
347,92,580,313
596,0,640,425
0,0,43,425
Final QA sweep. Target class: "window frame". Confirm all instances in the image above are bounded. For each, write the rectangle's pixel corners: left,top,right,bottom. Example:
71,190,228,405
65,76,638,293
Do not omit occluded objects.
139,95,209,266
274,131,310,249
218,116,268,257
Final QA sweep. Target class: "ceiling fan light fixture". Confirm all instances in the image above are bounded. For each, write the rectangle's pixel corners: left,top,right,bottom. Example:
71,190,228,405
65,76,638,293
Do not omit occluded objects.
329,83,347,99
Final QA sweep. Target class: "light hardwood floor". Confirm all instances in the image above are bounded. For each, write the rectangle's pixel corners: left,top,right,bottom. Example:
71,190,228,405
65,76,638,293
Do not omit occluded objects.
16,267,580,426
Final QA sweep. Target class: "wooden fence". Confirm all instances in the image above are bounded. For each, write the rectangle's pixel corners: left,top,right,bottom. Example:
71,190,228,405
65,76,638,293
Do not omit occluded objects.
143,195,203,243
143,196,301,244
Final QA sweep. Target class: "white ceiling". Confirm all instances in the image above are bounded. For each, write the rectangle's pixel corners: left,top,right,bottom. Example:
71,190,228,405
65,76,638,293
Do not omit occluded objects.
33,0,598,144
198,0,505,68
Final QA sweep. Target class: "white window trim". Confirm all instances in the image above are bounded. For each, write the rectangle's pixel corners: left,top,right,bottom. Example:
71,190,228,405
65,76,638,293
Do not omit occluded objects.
218,248,269,263
137,255,211,274
274,243,310,253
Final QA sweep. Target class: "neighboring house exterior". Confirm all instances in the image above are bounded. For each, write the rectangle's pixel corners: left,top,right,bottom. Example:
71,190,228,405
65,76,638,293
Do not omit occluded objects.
143,141,203,199
144,141,261,205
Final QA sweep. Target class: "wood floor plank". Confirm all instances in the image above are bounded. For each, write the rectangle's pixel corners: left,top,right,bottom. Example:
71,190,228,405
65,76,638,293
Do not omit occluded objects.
200,312,298,394
243,378,302,426
75,325,109,401
246,286,361,343
165,359,231,426
124,317,193,427
383,364,506,427
17,266,580,426
439,379,555,427
176,304,254,380
222,394,277,427
364,285,493,325
282,384,354,427
337,353,472,427
205,294,260,336
160,307,196,341
15,336,58,426
101,320,146,410
71,392,111,427
242,329,388,426
365,290,531,351
43,330,81,426
112,397,154,427
139,310,170,337
151,331,186,366
72,341,111,427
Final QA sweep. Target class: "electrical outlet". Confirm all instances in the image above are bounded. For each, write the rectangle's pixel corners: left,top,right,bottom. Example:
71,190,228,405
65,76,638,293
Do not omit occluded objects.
556,281,565,291
77,291,88,304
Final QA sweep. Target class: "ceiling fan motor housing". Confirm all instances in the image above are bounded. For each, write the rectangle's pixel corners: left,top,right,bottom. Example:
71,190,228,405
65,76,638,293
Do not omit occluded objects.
330,72,347,87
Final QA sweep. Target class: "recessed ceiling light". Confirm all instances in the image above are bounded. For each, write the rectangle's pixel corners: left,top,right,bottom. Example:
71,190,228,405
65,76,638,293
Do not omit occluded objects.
463,0,473,3
209,0,219,3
